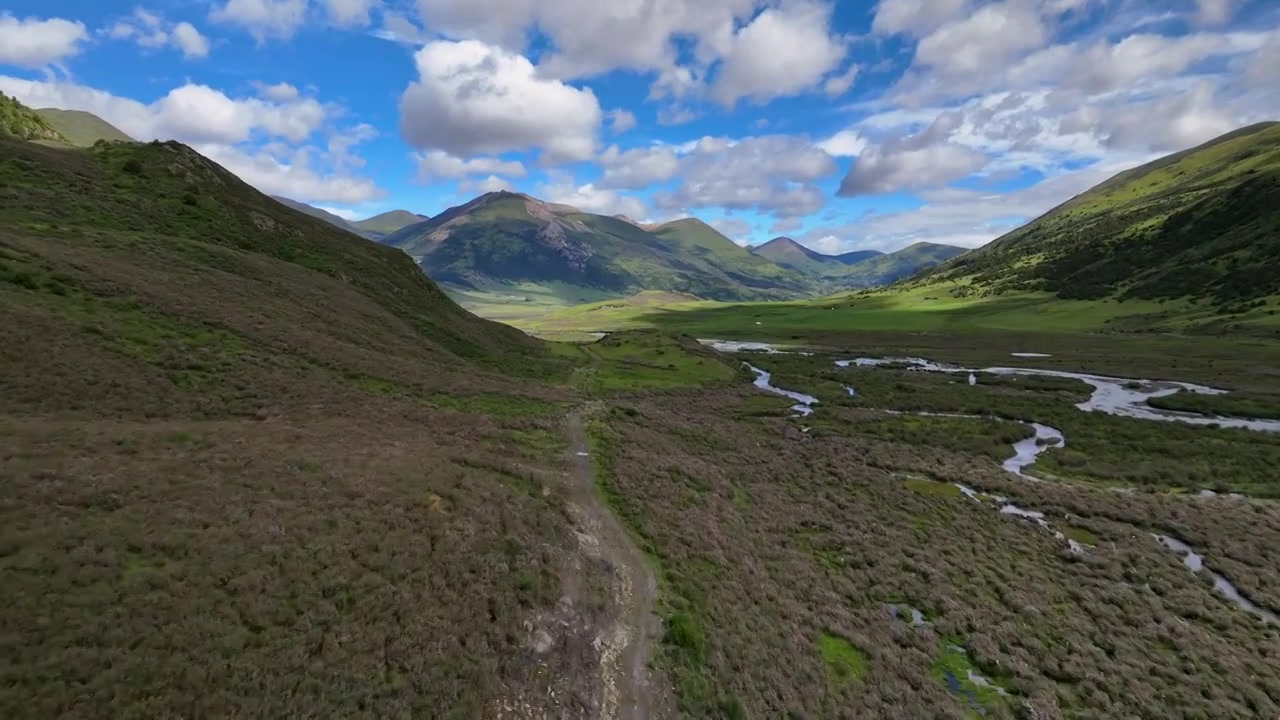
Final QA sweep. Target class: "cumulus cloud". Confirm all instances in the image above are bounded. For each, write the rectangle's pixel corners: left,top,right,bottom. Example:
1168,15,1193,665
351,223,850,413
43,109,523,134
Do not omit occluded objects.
399,39,602,164
654,134,838,218
0,75,379,204
811,156,1153,253
460,175,518,194
710,217,752,243
536,173,650,219
413,150,527,181
596,145,680,190
838,111,990,196
107,9,211,59
711,0,847,107
871,0,968,37
253,81,300,102
606,109,637,134
210,0,308,40
324,0,378,27
0,13,88,67
817,129,868,157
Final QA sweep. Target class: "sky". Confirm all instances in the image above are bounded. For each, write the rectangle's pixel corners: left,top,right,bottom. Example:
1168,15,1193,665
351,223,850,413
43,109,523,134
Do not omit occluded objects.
0,1,1277,254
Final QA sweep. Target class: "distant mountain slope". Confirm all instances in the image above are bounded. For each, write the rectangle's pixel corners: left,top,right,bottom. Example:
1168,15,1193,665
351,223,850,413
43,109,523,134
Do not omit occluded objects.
838,242,969,287
352,209,427,236
751,236,877,276
383,191,818,301
0,92,66,143
921,122,1280,306
269,195,363,234
749,235,962,287
33,108,133,146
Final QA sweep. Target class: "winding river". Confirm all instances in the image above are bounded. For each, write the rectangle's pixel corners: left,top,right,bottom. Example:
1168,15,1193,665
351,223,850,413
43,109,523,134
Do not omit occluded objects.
711,340,1279,625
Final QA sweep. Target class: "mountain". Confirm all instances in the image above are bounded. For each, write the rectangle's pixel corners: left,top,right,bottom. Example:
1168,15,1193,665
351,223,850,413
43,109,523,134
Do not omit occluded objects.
269,195,366,235
382,191,818,302
33,108,134,146
918,122,1280,306
839,242,969,287
749,235,963,287
0,92,66,143
352,209,428,236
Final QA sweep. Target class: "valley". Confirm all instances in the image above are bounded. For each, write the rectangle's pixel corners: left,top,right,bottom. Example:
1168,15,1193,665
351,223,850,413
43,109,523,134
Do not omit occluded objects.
2,88,1280,720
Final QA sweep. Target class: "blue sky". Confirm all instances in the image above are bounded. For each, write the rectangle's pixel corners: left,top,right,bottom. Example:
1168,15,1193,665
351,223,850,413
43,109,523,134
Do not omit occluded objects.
1,0,1277,252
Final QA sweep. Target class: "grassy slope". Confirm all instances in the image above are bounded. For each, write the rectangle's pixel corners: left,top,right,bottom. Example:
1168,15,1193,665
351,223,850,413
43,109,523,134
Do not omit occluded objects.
834,242,968,287
352,209,427,235
0,136,606,717
32,108,133,146
384,191,816,303
0,92,66,143
920,122,1280,305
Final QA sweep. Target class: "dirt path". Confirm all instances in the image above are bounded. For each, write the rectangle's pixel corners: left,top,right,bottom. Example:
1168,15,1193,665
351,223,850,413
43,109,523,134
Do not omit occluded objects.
565,406,660,720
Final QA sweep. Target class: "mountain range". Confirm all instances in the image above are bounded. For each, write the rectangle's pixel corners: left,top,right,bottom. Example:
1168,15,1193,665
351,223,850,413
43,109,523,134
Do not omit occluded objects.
751,236,966,286
267,196,428,241
381,191,826,302
916,121,1280,309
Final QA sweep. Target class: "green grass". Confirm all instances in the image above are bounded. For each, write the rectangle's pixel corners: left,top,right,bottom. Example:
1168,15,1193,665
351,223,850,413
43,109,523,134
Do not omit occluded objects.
931,642,1014,717
904,477,963,497
816,632,868,684
1148,389,1280,420
577,330,742,394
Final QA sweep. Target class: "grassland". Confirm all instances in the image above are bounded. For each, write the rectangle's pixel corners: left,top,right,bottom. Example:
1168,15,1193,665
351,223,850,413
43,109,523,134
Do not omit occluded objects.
0,136,615,718
578,334,1280,718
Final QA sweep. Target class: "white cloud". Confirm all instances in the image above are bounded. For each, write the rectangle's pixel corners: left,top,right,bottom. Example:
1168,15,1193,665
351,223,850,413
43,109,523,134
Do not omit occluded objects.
253,81,300,102
596,144,680,190
871,0,968,37
315,204,362,220
460,175,517,194
654,134,838,218
606,109,637,134
817,129,868,157
399,39,602,164
537,174,650,219
913,2,1047,79
108,9,211,59
838,111,990,196
711,0,847,107
0,75,378,205
1195,0,1241,26
413,150,527,180
710,217,752,243
824,64,860,97
324,0,378,27
0,14,88,67
210,0,308,40
810,157,1152,253
769,217,804,235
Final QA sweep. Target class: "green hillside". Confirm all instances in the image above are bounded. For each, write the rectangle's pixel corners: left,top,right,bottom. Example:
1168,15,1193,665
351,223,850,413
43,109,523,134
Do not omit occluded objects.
0,111,603,715
33,108,133,146
837,241,968,287
382,191,818,302
0,92,66,143
920,122,1280,307
751,236,881,276
352,209,427,235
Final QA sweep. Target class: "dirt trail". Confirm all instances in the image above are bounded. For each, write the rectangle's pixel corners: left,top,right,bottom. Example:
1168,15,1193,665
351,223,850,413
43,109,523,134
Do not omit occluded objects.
565,406,660,720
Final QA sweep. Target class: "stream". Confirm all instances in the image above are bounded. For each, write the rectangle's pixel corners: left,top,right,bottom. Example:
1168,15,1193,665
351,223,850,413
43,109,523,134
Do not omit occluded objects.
711,340,1279,625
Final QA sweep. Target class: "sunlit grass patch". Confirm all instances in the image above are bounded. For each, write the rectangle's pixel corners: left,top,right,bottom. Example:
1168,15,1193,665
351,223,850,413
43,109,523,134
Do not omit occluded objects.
817,631,868,684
